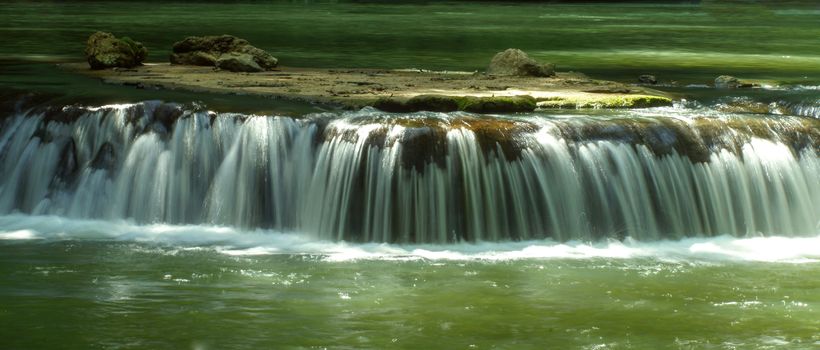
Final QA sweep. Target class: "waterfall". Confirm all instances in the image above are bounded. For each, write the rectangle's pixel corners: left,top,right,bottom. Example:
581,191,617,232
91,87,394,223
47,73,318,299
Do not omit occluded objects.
0,101,817,242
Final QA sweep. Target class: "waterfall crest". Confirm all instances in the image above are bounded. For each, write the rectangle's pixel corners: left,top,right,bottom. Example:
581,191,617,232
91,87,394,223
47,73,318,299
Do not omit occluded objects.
0,101,817,242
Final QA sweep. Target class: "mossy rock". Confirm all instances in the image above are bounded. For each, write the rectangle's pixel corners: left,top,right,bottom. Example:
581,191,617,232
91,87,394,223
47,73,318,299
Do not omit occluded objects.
458,95,536,113
372,95,460,113
488,48,555,77
372,97,411,113
170,51,218,66
406,95,460,112
170,34,278,70
372,94,536,113
537,94,672,109
559,117,712,163
85,32,147,69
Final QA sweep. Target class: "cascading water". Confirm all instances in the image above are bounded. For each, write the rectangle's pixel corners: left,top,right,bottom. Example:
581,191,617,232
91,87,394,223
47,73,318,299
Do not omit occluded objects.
0,101,817,243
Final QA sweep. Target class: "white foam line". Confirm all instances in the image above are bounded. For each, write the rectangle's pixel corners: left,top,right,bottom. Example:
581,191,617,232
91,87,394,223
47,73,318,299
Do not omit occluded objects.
1,214,818,264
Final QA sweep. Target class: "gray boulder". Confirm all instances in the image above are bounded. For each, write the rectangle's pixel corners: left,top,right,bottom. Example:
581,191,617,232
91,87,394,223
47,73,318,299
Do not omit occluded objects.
216,53,263,72
488,49,555,77
85,32,147,69
170,35,277,72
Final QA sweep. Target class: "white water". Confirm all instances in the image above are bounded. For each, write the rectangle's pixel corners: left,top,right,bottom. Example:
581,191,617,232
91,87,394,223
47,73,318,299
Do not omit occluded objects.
0,102,817,243
1,214,818,263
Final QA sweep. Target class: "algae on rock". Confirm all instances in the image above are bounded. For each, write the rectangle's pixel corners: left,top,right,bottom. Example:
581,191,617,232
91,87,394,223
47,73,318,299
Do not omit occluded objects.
488,49,555,77
85,32,147,69
537,95,672,109
373,95,537,113
170,34,278,72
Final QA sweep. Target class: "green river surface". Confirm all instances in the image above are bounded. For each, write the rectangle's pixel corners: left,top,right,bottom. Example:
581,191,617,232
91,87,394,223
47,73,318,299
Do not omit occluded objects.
0,1,819,349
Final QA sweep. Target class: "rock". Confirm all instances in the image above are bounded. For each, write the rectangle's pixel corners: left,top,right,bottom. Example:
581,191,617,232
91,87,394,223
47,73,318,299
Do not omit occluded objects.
638,75,657,84
714,75,740,88
170,35,277,71
170,51,219,66
90,142,117,171
372,95,537,113
237,46,278,69
488,49,555,77
216,53,264,72
714,97,778,115
405,95,460,112
374,95,458,113
55,139,78,182
372,98,409,113
84,32,147,69
153,102,185,129
715,75,762,89
536,94,673,109
459,95,536,113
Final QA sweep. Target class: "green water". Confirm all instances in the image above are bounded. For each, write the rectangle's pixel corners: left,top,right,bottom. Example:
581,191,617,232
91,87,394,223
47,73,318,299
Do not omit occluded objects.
1,239,818,349
1,0,819,105
2,0,820,78
1,1,819,348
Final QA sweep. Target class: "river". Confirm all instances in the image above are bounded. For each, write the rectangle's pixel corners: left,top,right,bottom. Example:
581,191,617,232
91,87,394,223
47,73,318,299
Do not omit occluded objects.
0,1,818,349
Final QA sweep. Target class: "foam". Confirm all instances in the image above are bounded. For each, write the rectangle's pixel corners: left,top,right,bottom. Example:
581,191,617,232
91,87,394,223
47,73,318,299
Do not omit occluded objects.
1,214,818,264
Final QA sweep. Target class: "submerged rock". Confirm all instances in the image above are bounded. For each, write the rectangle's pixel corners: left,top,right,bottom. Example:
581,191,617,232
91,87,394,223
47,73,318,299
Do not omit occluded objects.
638,75,657,85
487,49,555,77
90,142,117,171
714,97,777,115
715,75,760,89
85,32,147,69
714,75,740,88
55,139,79,183
170,35,277,72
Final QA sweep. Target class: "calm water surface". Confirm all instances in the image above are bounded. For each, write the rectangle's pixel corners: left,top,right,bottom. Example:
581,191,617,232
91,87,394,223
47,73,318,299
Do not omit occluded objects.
1,0,819,98
1,223,819,349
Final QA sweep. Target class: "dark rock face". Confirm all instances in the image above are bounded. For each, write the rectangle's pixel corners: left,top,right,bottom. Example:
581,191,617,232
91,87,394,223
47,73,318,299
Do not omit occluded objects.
638,75,657,84
153,102,185,130
90,142,117,171
85,32,147,69
487,49,555,77
55,139,79,183
170,35,277,72
372,95,537,113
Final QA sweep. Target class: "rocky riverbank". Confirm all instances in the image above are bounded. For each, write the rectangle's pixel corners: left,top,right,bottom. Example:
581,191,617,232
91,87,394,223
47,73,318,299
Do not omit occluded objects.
72,33,673,113
61,63,673,113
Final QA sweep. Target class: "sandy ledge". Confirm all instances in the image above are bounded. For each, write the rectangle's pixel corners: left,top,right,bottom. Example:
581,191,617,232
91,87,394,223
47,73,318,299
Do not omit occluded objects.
61,62,674,113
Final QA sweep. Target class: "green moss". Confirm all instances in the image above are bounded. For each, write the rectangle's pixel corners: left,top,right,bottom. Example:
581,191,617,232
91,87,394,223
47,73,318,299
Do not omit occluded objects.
119,36,146,61
406,95,460,112
372,94,536,113
537,94,672,109
372,97,412,112
457,95,536,113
